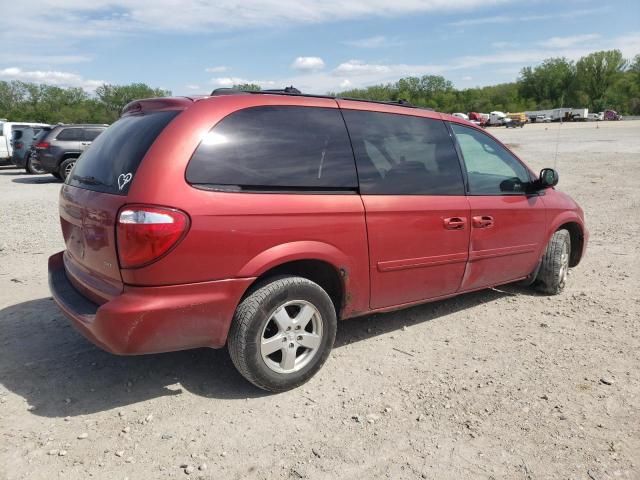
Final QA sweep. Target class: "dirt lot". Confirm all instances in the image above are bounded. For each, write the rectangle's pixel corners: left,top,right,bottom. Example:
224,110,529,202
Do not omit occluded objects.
1,121,639,480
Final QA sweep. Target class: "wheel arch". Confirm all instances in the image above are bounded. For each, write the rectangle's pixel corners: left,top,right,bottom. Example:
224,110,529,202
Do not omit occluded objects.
236,241,354,318
547,215,586,267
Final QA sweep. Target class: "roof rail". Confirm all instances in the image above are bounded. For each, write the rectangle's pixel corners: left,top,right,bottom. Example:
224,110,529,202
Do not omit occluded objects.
209,86,433,111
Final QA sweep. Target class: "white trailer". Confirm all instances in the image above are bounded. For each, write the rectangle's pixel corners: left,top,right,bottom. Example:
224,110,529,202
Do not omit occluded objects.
525,108,588,122
570,108,589,121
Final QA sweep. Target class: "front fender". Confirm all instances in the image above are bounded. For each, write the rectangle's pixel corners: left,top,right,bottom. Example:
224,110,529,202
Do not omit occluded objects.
545,211,588,265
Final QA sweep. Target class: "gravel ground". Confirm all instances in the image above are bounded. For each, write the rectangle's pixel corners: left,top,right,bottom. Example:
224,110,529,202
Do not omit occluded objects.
1,121,639,480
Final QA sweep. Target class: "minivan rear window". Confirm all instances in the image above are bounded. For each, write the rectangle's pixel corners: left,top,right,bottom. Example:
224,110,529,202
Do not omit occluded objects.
67,111,179,195
186,106,357,192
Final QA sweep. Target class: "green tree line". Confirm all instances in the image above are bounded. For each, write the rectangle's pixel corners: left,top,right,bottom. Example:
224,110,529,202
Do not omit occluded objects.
333,50,640,114
1,49,639,125
0,82,170,124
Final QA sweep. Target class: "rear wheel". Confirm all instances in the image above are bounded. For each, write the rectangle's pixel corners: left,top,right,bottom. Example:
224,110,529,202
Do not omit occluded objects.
25,153,46,174
535,229,571,295
59,158,77,181
228,276,337,392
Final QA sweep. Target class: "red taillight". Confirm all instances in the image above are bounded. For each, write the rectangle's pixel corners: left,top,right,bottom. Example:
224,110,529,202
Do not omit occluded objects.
35,141,50,149
116,206,190,269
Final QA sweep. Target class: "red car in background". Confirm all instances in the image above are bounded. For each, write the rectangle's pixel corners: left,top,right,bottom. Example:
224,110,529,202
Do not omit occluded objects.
48,89,588,391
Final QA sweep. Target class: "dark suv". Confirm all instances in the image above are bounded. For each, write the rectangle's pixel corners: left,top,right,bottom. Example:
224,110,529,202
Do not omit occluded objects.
36,124,107,180
48,90,587,392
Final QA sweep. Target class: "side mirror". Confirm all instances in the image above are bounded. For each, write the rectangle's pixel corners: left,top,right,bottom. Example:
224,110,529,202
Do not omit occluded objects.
538,168,559,188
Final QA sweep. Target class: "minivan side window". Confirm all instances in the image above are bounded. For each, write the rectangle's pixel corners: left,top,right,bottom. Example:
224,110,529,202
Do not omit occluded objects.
450,123,531,195
186,106,357,191
56,128,83,141
341,110,464,195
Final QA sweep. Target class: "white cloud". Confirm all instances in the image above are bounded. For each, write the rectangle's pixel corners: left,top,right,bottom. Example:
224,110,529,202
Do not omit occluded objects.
205,66,228,73
2,0,506,42
339,79,352,89
449,7,608,27
211,77,277,88
450,15,509,26
0,53,92,65
538,34,601,49
343,35,403,48
185,84,201,90
291,57,325,72
0,67,104,91
461,75,473,81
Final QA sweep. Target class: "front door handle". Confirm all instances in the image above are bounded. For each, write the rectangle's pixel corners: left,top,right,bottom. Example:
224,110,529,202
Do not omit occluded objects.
472,215,494,228
444,217,467,230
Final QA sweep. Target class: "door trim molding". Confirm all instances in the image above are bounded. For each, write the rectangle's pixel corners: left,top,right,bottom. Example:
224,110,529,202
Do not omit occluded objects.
469,243,537,261
377,252,468,272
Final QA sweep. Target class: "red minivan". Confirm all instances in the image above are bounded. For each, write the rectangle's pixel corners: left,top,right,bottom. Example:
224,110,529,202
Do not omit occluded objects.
49,89,588,391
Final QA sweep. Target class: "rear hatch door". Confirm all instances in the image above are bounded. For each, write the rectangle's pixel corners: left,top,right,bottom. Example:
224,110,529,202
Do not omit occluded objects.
60,108,182,303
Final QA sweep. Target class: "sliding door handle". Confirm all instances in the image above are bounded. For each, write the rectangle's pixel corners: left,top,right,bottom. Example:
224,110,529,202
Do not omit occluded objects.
444,217,467,230
472,215,494,228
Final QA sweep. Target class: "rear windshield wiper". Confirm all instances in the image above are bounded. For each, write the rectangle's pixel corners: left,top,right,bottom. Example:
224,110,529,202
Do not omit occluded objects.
71,174,107,186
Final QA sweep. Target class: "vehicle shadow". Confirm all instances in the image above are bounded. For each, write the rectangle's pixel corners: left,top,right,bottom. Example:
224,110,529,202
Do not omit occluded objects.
12,176,61,184
0,284,537,417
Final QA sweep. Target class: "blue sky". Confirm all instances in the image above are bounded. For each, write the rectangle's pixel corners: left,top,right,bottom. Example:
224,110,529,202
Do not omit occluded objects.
0,0,638,95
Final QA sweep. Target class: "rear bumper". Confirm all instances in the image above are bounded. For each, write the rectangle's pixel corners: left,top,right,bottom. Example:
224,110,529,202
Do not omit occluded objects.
48,251,254,355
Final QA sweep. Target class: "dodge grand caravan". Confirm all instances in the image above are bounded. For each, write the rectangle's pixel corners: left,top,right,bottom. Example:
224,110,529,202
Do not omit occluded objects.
48,89,588,392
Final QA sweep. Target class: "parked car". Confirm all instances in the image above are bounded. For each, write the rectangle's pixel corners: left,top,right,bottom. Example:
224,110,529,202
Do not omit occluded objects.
452,112,469,121
16,126,53,174
536,114,552,123
11,126,50,170
0,121,49,163
36,124,108,180
48,90,588,392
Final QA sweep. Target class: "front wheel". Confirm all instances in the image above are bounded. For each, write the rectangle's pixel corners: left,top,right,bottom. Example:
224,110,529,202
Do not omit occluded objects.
535,229,571,295
228,276,337,392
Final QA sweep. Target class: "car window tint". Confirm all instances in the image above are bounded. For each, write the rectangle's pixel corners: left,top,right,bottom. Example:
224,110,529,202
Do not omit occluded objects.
451,123,530,195
342,110,464,195
83,129,104,141
186,106,357,190
67,111,179,195
56,128,83,141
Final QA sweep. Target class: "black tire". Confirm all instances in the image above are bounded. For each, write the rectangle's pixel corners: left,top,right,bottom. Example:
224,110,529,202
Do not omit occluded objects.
535,229,571,295
59,158,77,181
52,172,62,180
25,153,46,174
228,276,337,392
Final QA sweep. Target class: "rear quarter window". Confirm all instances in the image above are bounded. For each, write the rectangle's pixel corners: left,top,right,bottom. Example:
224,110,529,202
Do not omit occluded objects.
66,110,179,195
82,128,105,141
186,106,357,191
56,128,83,141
